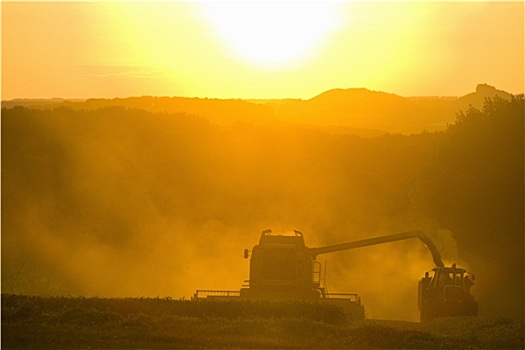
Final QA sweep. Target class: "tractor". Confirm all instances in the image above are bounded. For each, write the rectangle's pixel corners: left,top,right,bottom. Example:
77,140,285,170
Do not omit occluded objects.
418,263,478,321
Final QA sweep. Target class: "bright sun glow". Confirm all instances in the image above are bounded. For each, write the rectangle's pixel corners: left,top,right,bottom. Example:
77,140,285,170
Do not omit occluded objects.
200,3,343,68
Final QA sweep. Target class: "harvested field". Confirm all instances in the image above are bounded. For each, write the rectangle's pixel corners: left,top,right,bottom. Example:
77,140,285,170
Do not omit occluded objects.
2,294,523,349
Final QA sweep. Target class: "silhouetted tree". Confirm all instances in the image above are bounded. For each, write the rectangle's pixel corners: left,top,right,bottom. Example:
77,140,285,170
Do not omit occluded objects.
413,95,524,319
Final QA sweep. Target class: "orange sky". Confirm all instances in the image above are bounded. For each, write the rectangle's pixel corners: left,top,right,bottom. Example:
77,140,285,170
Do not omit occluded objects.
2,1,524,100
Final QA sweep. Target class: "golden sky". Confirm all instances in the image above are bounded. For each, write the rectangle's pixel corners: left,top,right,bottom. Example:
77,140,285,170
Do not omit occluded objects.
2,1,524,100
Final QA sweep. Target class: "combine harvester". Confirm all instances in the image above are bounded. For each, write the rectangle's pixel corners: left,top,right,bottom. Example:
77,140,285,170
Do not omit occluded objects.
194,229,478,321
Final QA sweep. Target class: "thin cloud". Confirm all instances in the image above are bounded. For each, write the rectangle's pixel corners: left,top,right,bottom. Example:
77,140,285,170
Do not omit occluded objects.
76,65,163,79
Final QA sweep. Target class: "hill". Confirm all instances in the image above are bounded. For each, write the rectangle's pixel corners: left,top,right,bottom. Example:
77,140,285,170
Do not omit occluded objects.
269,88,452,134
454,83,513,112
1,84,516,135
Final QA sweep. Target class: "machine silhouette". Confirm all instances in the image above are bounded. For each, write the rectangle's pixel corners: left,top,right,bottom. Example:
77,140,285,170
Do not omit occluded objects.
194,229,478,321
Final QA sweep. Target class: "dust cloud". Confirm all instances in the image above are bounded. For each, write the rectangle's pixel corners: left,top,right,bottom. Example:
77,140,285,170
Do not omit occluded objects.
311,227,461,321
2,96,523,321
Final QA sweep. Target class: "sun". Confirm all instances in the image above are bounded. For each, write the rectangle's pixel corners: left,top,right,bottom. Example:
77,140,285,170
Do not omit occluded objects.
200,3,343,69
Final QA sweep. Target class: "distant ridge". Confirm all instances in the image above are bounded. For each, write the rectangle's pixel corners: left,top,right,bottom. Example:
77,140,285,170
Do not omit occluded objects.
454,84,513,111
268,84,515,133
2,84,516,135
309,88,405,103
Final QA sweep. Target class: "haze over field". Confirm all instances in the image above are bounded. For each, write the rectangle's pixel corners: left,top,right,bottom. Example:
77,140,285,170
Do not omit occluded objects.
2,89,523,321
1,1,524,323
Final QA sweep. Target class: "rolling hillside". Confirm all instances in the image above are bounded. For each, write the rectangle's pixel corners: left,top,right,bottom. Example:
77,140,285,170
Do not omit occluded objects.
1,84,515,135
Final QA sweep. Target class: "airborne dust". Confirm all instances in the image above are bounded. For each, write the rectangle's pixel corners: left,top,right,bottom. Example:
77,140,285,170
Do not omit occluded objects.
2,93,523,322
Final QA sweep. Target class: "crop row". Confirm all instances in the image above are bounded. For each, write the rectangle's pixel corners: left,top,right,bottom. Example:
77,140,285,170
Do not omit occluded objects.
2,294,347,325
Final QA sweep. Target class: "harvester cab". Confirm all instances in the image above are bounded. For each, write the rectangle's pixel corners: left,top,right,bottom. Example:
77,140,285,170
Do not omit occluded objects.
239,229,365,318
418,263,478,321
240,229,323,301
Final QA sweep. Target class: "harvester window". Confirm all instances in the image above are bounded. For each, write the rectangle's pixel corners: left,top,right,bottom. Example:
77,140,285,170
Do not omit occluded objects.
434,272,463,287
262,248,296,280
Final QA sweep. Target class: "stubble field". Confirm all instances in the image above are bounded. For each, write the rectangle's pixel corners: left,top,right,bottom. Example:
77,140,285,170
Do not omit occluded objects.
2,294,523,349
